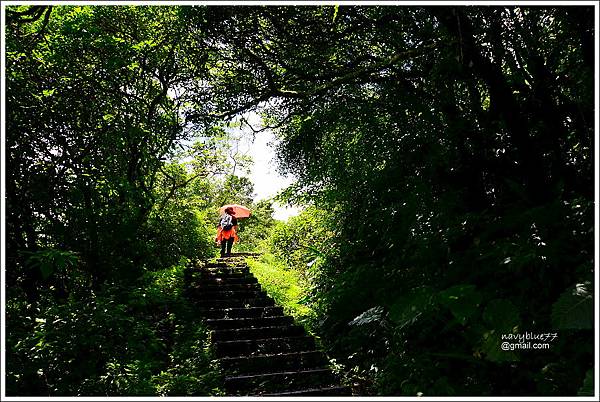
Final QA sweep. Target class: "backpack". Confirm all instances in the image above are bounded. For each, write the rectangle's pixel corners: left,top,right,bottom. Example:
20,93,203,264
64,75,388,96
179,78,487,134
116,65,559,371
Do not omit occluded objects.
220,214,233,230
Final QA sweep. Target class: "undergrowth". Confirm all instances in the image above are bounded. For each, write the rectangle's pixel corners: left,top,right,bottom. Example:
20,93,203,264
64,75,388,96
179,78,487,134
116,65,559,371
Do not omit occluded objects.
246,253,317,332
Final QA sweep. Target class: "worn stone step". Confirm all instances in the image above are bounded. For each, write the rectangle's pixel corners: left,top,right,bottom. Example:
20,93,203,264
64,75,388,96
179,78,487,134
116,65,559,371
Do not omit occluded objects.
216,257,248,262
203,260,247,266
192,289,267,300
197,261,247,268
196,276,258,285
263,385,352,396
218,351,328,375
200,262,228,268
227,252,260,257
193,297,275,308
193,283,261,292
224,368,335,395
210,324,304,342
203,266,250,275
206,316,294,330
190,257,347,395
200,306,284,319
198,272,253,281
214,336,316,358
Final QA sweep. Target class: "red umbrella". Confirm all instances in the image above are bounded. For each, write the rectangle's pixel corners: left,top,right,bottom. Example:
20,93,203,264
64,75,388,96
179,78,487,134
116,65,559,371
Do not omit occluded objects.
219,204,252,218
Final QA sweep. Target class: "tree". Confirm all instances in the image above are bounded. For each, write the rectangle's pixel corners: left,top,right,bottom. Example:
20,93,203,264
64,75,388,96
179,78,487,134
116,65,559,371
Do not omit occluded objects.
6,6,217,292
5,6,225,395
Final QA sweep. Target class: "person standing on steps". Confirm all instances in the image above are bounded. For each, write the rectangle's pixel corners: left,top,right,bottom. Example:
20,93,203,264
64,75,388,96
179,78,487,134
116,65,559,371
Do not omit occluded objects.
215,206,239,257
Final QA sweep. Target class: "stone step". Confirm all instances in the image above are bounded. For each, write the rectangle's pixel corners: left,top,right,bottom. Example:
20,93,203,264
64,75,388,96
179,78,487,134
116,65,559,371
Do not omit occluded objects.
202,266,250,275
196,276,258,285
200,306,284,319
203,261,246,268
216,257,249,262
193,297,275,309
228,252,260,257
192,289,267,300
218,351,328,375
214,336,316,358
206,316,294,330
263,385,352,396
224,368,335,395
193,283,261,292
190,257,347,396
210,324,304,342
196,261,247,267
199,262,227,268
198,272,253,280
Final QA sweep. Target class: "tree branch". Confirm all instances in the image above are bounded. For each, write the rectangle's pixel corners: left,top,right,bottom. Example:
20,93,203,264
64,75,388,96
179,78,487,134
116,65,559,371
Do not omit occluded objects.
6,6,47,24
155,166,209,214
213,42,439,120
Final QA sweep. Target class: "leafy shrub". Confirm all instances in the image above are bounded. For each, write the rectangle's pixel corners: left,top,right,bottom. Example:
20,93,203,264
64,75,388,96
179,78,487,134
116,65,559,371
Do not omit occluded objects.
6,259,223,396
235,200,276,252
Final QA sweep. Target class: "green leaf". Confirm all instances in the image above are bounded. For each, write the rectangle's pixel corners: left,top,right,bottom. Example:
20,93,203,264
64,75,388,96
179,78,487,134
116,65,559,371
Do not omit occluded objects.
551,282,593,329
389,286,433,330
39,260,54,280
349,306,384,326
478,300,521,363
438,284,482,325
332,5,339,23
479,330,519,363
578,369,594,396
483,299,520,333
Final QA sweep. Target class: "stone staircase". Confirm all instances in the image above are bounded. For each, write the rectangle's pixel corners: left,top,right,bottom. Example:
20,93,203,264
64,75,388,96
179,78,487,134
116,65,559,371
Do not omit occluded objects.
185,254,350,396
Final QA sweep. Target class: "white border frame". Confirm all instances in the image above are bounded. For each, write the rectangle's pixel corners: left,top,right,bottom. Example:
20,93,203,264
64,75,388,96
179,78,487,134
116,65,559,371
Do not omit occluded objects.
1,1,598,401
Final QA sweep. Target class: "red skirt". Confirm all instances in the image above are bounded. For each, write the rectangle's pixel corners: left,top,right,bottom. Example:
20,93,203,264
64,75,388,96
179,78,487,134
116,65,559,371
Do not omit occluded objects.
216,226,239,243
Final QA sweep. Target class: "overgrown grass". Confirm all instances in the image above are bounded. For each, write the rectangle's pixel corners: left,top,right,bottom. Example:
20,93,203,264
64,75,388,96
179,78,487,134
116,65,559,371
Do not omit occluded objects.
246,253,317,331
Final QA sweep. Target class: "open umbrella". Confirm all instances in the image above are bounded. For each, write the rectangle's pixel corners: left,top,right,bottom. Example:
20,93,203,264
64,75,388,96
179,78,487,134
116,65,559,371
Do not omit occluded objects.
219,204,252,218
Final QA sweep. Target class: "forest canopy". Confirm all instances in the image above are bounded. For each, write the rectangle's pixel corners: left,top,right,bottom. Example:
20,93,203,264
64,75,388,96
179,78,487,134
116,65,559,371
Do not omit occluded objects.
4,4,596,397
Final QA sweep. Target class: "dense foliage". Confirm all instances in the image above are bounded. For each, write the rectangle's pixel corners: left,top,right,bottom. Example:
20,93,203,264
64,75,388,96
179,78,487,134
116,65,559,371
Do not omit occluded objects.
6,6,247,395
7,257,224,396
4,4,595,397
